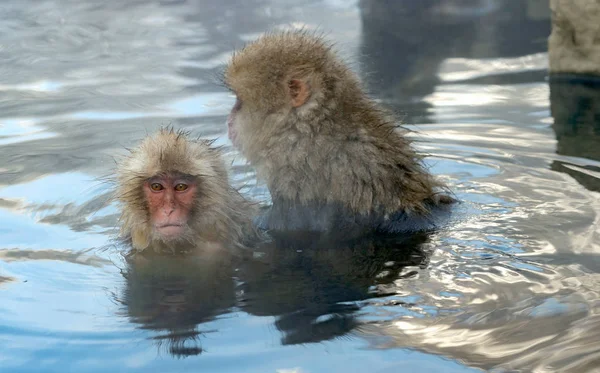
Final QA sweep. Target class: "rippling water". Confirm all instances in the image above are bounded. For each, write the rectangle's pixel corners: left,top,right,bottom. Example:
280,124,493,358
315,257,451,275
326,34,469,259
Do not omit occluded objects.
1,1,599,372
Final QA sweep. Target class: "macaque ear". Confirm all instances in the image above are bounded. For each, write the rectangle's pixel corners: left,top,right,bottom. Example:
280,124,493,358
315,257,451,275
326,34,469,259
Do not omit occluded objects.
288,79,311,107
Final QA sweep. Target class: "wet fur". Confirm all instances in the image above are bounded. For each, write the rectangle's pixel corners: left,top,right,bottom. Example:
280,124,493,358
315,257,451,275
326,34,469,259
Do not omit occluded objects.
224,31,454,231
116,128,257,252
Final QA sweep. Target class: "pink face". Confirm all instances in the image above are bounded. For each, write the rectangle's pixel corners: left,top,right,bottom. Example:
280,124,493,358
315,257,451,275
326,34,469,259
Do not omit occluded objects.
143,174,197,239
227,97,242,148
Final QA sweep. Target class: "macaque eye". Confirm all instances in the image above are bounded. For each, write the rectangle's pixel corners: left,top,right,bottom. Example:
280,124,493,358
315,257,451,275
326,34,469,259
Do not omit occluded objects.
150,183,164,191
174,183,188,192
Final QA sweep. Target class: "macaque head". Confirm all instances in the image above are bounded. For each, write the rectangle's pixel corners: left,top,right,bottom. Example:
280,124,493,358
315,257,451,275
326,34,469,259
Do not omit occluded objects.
116,128,236,252
224,31,347,153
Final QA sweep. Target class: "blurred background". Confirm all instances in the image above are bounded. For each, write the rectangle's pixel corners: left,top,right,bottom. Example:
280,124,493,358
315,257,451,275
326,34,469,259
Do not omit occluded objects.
1,1,599,372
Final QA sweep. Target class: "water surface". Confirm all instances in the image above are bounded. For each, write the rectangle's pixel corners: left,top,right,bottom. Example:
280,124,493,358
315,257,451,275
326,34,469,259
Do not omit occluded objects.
1,1,599,372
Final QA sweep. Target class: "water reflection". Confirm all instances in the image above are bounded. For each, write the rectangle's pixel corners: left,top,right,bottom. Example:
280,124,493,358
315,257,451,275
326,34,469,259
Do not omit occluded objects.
239,232,432,345
119,232,433,355
0,248,110,267
359,0,551,122
359,270,600,372
0,275,14,285
550,75,600,192
352,2,600,372
120,248,235,358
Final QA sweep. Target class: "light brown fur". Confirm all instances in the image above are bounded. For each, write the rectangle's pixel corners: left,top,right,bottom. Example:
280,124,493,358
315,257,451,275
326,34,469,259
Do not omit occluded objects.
224,31,453,223
116,128,257,253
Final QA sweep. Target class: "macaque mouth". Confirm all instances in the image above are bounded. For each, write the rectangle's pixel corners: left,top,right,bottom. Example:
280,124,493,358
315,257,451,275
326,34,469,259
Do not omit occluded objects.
157,223,184,228
155,223,186,235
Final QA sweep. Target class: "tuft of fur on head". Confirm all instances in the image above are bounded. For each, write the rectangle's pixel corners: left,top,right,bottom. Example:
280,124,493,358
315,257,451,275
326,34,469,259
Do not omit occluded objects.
224,30,454,217
115,127,257,253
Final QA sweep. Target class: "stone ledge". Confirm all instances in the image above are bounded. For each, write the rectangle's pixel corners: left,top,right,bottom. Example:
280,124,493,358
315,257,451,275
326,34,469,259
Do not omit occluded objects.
549,0,600,75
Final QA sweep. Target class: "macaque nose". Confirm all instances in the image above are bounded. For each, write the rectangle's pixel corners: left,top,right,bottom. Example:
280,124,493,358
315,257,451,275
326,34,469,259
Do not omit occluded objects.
163,191,176,216
163,205,175,216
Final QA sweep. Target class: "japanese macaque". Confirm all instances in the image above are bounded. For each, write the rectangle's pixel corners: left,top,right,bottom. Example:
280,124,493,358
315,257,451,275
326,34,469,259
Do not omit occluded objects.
224,31,455,233
116,128,257,253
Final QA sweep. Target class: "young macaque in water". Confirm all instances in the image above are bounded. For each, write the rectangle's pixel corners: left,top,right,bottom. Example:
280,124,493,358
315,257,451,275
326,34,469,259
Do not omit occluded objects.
224,31,455,233
116,128,257,253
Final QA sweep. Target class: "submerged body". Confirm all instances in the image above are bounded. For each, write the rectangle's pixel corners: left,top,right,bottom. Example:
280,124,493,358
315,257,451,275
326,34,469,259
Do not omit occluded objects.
254,198,454,235
115,128,257,253
224,30,455,233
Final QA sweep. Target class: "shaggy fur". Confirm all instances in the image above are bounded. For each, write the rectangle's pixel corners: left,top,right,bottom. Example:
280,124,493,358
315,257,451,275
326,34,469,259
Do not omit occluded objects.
116,128,257,252
224,31,453,228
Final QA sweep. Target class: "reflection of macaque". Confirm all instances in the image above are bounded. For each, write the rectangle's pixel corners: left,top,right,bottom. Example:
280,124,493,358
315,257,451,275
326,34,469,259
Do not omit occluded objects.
116,128,257,253
239,231,431,345
121,249,235,357
224,31,454,233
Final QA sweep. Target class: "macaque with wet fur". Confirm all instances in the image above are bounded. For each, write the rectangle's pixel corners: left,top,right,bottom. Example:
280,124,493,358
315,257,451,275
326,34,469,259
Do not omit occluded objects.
224,31,454,233
116,128,256,253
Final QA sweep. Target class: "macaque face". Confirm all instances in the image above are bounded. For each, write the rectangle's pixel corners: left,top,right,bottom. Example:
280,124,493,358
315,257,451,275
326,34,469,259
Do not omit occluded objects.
225,76,310,150
227,97,242,148
143,173,197,240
